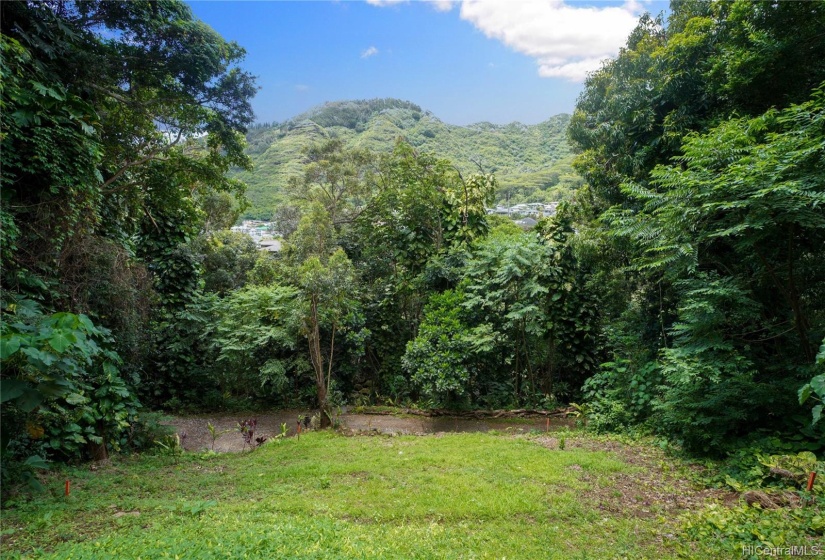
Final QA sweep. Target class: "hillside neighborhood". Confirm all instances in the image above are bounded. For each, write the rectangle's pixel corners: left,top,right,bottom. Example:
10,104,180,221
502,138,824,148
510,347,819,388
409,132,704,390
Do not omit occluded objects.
234,201,558,251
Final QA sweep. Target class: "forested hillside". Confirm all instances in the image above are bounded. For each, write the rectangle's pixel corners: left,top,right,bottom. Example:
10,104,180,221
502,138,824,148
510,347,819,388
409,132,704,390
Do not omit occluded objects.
236,100,579,218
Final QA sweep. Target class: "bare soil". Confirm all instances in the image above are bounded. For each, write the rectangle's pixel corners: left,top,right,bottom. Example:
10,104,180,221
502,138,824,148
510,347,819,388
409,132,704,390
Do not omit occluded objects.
167,409,311,452
530,435,737,520
166,410,575,452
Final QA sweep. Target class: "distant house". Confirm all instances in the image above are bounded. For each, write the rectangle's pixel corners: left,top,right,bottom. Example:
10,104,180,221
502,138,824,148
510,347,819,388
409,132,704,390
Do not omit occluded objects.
489,206,512,216
486,202,559,219
231,220,276,241
515,217,538,229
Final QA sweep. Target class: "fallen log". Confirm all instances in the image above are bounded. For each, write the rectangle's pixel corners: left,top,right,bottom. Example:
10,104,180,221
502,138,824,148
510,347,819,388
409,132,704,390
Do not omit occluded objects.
743,490,802,509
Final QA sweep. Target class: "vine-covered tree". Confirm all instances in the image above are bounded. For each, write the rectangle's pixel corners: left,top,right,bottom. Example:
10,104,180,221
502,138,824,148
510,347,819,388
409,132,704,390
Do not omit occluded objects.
1,0,256,474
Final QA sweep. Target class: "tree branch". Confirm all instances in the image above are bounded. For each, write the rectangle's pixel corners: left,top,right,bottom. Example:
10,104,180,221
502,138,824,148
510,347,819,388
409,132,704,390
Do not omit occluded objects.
101,129,183,190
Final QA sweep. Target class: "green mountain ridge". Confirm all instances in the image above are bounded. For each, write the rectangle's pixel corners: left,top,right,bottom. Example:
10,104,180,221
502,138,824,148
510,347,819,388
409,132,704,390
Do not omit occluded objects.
237,98,580,219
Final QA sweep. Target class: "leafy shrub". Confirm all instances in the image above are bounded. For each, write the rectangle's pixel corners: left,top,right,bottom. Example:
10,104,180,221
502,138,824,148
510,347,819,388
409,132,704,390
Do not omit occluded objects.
403,290,473,405
125,412,175,452
799,338,825,426
582,359,662,432
654,276,789,454
0,430,50,497
1,298,139,461
210,284,299,401
681,447,825,556
143,295,217,409
0,297,150,496
681,500,825,557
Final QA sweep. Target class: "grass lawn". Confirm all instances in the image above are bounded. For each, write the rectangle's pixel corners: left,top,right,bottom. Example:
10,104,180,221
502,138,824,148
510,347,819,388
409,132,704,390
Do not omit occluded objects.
1,431,723,559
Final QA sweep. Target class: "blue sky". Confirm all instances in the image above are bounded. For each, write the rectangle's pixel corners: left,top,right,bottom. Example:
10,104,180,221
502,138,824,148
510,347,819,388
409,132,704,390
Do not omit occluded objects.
187,1,668,126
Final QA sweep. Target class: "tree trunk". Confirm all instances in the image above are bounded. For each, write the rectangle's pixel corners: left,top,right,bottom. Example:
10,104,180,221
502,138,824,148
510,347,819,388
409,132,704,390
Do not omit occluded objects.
307,296,330,426
320,324,337,429
87,442,108,461
514,347,522,406
785,227,813,361
522,320,535,394
87,422,108,461
546,336,556,396
755,243,813,361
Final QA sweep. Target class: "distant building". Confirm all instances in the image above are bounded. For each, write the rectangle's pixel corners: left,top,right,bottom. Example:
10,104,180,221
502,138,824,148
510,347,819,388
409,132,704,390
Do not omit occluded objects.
259,239,282,253
228,220,283,252
486,202,559,219
230,220,275,241
515,217,538,229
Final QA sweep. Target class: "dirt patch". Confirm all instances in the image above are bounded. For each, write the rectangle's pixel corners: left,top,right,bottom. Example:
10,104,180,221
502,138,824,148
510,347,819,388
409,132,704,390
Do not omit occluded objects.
167,410,313,452
530,435,737,519
341,413,574,435
166,410,575,452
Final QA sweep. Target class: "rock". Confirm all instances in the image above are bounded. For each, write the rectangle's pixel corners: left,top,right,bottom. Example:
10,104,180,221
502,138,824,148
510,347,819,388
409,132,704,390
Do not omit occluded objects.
113,511,140,518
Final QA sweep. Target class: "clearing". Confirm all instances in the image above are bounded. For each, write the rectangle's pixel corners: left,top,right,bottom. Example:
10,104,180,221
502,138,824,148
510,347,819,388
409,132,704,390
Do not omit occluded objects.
0,429,733,559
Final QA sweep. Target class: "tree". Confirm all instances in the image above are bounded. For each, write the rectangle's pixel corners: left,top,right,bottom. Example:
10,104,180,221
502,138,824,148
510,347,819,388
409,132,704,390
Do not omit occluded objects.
613,88,825,360
286,139,376,228
568,1,825,451
193,231,260,296
402,289,475,405
2,1,256,273
348,142,497,396
286,204,336,266
211,285,299,402
567,14,668,211
462,222,597,405
1,0,257,462
609,88,825,450
443,172,497,247
297,250,360,426
402,221,598,408
200,192,243,233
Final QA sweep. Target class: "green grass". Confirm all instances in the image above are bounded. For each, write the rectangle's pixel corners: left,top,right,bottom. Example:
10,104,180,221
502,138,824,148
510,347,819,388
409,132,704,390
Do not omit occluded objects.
3,432,694,559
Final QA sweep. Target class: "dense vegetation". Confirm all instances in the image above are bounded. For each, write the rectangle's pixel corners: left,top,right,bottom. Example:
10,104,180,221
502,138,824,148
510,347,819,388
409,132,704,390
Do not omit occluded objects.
2,2,825,550
1,0,256,484
567,0,825,455
238,99,580,219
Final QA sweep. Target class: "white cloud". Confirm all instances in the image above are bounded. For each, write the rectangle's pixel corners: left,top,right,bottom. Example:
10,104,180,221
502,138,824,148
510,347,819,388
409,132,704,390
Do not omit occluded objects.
367,0,456,12
365,0,406,6
294,84,310,92
361,46,380,59
459,0,642,82
365,0,645,80
428,0,456,11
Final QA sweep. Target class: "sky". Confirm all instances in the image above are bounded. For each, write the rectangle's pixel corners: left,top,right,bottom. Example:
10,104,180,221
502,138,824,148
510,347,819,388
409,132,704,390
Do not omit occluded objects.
187,0,669,126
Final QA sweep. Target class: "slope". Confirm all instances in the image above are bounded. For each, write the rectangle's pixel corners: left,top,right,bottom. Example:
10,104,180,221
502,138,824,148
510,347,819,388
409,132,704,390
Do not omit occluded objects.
236,99,581,219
